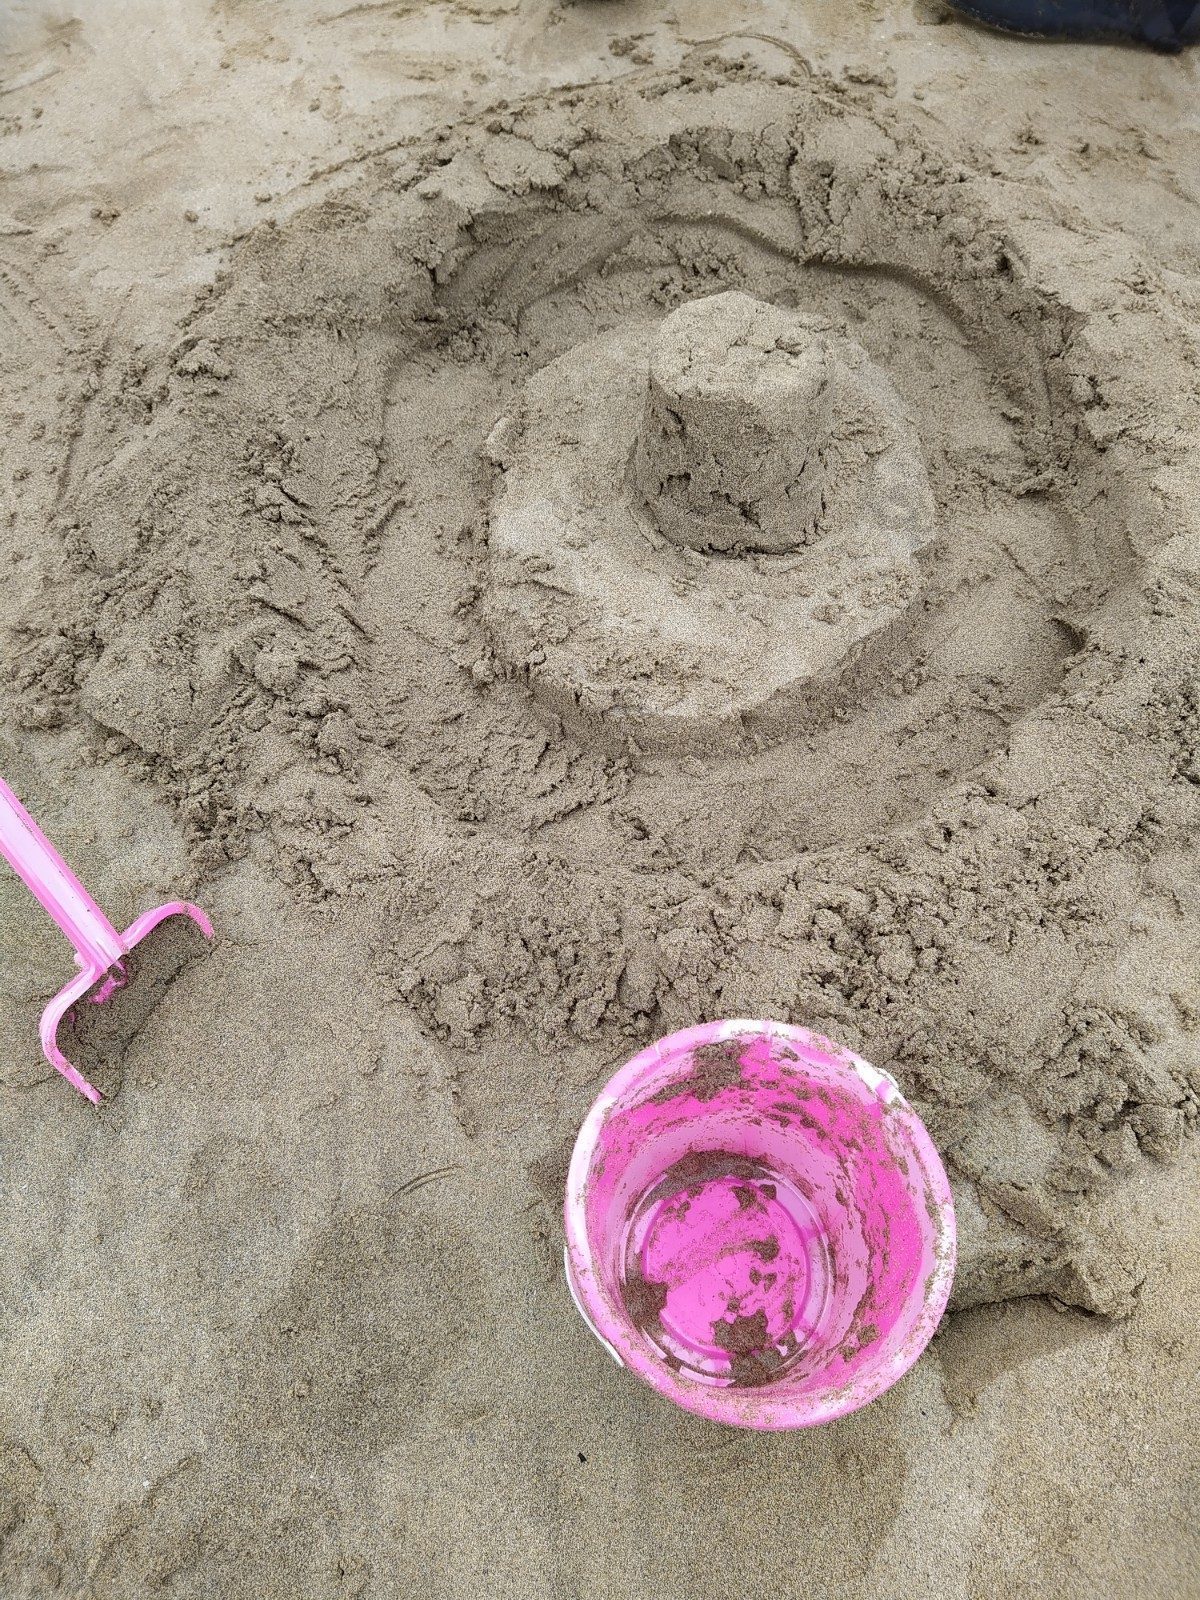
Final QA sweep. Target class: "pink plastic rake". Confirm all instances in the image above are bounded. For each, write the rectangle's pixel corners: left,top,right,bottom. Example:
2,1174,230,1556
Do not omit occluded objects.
0,772,212,1104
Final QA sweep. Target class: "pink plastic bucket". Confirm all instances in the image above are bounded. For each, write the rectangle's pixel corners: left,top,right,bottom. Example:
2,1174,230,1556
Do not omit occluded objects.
564,1020,955,1428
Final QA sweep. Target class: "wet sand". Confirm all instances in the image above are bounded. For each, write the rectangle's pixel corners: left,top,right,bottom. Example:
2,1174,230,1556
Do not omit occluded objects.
0,3,1197,1595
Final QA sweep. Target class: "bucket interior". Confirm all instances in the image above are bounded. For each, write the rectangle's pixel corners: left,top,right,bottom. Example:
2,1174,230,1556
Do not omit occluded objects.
570,1025,952,1418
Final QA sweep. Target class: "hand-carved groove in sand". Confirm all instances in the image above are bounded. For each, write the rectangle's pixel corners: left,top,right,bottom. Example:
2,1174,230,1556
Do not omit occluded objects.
0,248,93,555
13,65,1200,1317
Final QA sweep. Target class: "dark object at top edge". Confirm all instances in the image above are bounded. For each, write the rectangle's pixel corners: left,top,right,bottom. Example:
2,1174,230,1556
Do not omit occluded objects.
948,0,1199,49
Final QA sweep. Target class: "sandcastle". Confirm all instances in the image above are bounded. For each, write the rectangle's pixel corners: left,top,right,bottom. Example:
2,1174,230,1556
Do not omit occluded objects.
483,290,937,751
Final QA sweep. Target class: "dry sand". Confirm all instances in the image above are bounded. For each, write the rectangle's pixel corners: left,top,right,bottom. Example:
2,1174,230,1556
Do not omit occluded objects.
1,1,1198,1595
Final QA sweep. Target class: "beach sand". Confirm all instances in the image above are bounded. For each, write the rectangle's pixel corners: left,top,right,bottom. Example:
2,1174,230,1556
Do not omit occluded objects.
0,2,1197,1594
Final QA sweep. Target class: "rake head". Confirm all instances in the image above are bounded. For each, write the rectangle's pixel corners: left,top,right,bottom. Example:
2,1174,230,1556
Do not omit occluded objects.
40,901,214,1104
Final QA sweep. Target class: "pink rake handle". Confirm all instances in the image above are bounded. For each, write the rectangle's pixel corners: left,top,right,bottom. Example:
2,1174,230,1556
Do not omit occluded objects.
0,775,126,975
0,773,212,1104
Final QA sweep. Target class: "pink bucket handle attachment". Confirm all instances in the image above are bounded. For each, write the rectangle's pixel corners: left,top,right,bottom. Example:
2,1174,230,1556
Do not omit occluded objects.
0,772,212,1104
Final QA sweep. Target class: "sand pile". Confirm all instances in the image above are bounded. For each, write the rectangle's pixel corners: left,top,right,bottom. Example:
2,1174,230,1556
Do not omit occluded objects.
483,288,937,749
